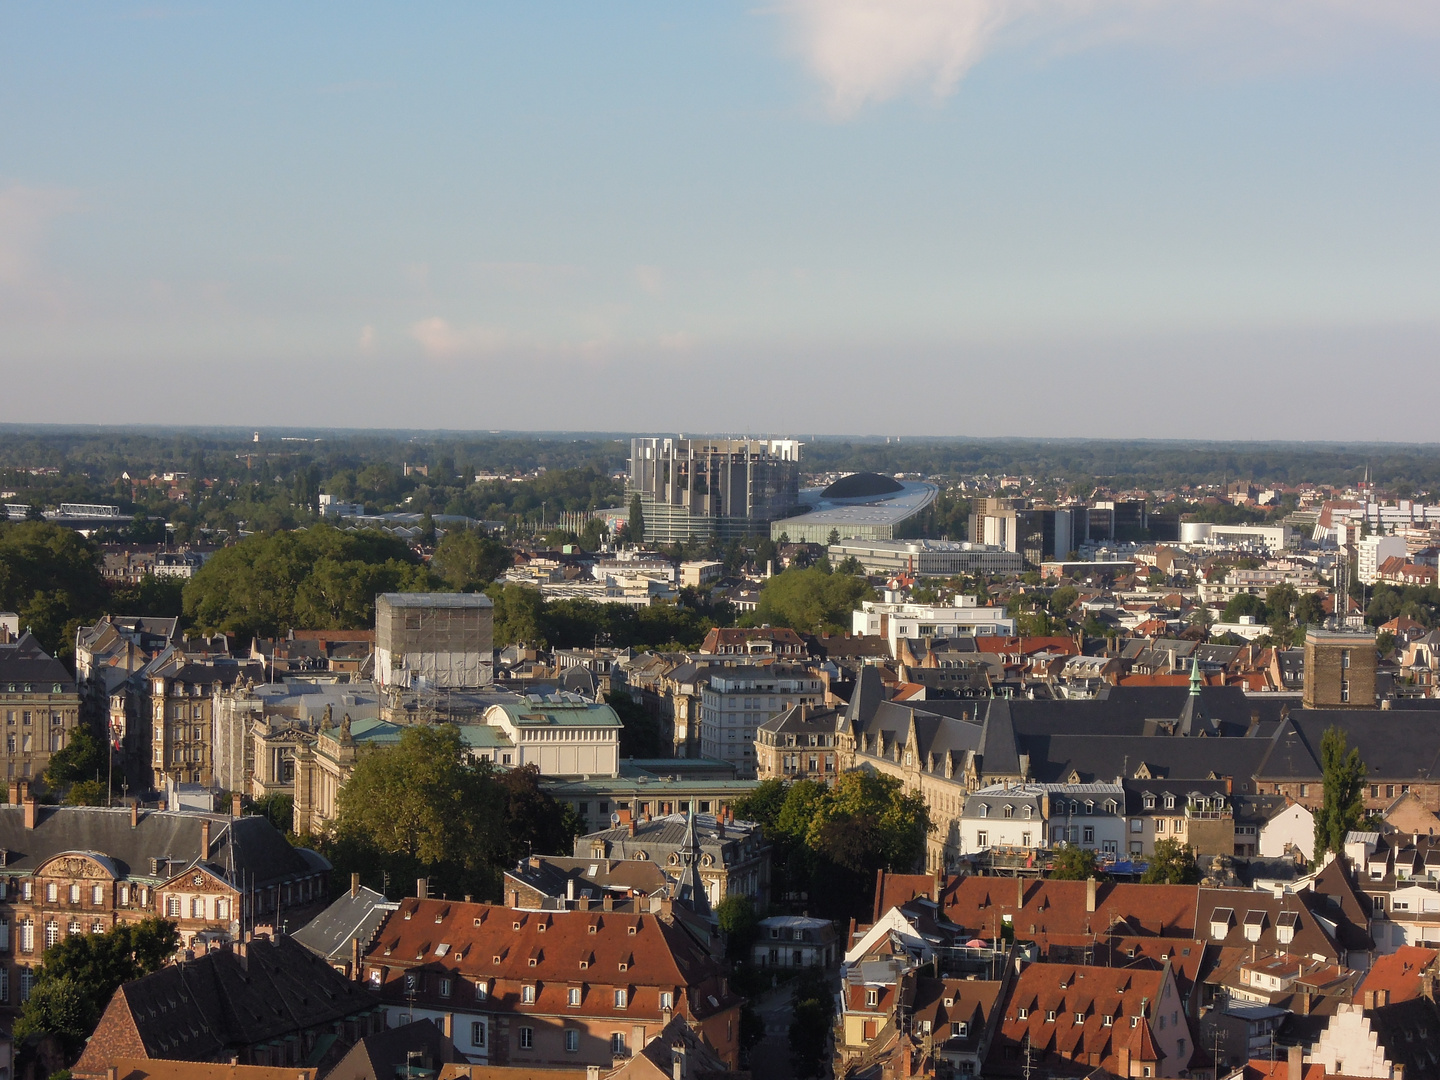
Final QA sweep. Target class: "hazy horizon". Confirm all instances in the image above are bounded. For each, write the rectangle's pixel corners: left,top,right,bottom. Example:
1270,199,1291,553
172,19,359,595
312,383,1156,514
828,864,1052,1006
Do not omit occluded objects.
4,3,1439,437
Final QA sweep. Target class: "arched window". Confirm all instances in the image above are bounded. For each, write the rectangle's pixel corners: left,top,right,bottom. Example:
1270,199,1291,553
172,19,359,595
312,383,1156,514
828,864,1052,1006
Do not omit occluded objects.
1002,805,1014,819
978,804,988,819
1023,806,1033,820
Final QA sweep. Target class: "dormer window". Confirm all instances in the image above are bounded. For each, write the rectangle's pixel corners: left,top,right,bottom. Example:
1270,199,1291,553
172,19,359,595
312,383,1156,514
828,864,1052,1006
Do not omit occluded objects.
1046,1011,1056,1023
979,804,989,818
1163,794,1175,810
866,989,879,1007
1003,805,1014,819
1023,806,1033,820
522,985,535,1003
1103,1015,1113,1027
1085,801,1094,815
1018,1008,1029,1020
1143,794,1156,810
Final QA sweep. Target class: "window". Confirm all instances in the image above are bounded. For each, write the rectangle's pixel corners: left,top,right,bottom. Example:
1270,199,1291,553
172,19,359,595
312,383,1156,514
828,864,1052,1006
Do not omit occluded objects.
45,882,57,903
474,980,488,1000
1018,1008,1029,1020
979,804,988,818
611,1032,626,1055
20,967,33,1001
522,985,536,1003
166,896,180,917
1076,1012,1085,1024
952,1021,967,1037
1085,801,1094,815
216,899,229,921
91,919,103,934
661,991,673,1010
471,1022,486,1048
1143,794,1155,809
439,978,452,998
0,966,7,1002
1130,819,1142,833
520,1027,534,1050
1003,805,1013,819
1084,827,1094,844
44,920,58,948
1046,1011,1056,1022
569,987,582,1006
191,898,205,919
1300,784,1310,798
0,918,7,951
615,989,628,1008
1340,680,1349,703
976,831,988,848
867,989,879,1007
67,919,80,936
19,919,33,953
92,885,104,906
1023,805,1033,819
566,1029,580,1053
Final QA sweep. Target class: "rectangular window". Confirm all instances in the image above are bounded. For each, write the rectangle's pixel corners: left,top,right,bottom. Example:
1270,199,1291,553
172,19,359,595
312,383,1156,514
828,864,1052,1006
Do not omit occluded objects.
20,967,33,1001
1084,827,1095,844
45,883,57,903
471,1021,486,1048
566,1029,580,1052
166,897,180,917
611,1032,626,1055
614,989,628,1008
92,885,104,906
661,991,673,1010
439,978,452,998
520,1027,534,1050
976,831,987,848
191,898,205,919
569,987,582,1006
1130,819,1142,833
522,985,536,1003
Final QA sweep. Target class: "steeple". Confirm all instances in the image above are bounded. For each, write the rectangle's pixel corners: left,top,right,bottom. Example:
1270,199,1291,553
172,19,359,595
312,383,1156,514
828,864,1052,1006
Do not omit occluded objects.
1189,656,1203,697
674,810,711,918
1178,656,1214,737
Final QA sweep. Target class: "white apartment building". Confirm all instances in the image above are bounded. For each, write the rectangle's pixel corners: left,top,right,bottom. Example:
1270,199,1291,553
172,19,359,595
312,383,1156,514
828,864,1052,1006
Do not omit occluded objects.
958,782,1126,858
1356,535,1408,585
851,594,1015,651
699,665,824,779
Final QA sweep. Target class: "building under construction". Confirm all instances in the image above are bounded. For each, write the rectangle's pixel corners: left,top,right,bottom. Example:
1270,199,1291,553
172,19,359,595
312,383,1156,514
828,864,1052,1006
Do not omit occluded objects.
375,592,493,691
627,436,802,543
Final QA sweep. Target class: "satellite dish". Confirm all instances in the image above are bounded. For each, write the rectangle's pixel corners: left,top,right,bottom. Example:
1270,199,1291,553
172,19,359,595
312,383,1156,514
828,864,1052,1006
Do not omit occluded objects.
610,812,621,826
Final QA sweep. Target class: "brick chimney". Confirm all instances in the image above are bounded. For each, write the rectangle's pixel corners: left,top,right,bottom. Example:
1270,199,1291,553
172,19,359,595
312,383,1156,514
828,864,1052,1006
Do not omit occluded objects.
1118,1047,1130,1076
351,872,360,899
6,781,17,805
1086,876,1097,913
351,936,362,981
603,892,614,912
23,793,37,830
232,792,242,818
416,877,428,900
131,799,140,829
200,819,211,860
1288,1043,1303,1080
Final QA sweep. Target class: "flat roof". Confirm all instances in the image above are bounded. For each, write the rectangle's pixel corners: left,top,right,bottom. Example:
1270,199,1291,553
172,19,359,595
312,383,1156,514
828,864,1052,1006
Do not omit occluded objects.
377,592,493,608
781,480,938,529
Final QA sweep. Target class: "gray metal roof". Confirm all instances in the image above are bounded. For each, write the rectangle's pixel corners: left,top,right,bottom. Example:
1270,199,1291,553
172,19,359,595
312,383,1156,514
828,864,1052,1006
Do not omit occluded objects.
377,592,493,608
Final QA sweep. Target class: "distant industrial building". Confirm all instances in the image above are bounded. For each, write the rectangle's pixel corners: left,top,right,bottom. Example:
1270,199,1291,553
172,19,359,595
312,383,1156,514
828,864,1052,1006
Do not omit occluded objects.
627,436,801,543
828,538,1024,578
374,592,493,689
852,595,1015,648
770,472,937,543
968,499,1178,566
1178,521,1296,551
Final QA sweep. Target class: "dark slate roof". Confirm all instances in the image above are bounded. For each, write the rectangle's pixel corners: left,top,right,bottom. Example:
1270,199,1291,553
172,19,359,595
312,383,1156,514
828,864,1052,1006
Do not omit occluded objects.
0,631,72,689
0,805,326,887
1025,734,1273,789
1002,686,1261,738
322,1018,462,1080
291,885,397,964
1249,709,1440,784
103,935,376,1062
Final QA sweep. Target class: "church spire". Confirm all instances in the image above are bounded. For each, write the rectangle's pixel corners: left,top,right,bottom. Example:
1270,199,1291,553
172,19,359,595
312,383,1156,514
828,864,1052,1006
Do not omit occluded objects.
1189,655,1203,696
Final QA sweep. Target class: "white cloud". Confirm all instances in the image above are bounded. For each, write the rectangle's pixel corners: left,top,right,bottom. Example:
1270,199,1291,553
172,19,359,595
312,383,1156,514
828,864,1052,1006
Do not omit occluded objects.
0,185,77,287
778,0,1440,114
409,316,509,361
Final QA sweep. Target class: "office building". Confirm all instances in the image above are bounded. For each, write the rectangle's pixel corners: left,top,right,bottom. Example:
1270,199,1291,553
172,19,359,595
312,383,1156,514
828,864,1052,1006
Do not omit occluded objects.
829,538,1024,578
627,436,801,543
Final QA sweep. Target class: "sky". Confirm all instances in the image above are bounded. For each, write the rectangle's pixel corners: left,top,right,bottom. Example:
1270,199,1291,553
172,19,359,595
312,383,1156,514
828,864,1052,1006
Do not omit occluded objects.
2,2,1439,439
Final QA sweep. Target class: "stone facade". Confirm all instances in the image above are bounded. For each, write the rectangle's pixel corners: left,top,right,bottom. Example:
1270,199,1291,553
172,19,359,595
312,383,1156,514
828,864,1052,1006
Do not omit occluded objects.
1303,628,1377,709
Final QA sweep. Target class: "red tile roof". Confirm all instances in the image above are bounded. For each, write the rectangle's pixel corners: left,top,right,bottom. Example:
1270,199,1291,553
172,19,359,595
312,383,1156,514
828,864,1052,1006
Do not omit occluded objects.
1357,946,1439,1005
996,963,1168,1074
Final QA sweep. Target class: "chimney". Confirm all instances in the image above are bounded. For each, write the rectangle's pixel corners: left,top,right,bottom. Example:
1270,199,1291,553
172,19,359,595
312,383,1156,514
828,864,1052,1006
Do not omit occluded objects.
579,894,591,911
1118,1047,1131,1076
507,888,519,908
587,1068,601,1080
628,816,636,838
23,794,36,830
1086,876,1097,914
672,1041,688,1080
603,893,614,912
18,780,28,803
933,870,944,904
107,1069,119,1080
1016,877,1024,911
351,872,360,899
567,878,576,903
200,819,211,860
6,781,16,805
351,936,362,981
131,799,140,829
232,792,242,818
1288,1043,1303,1080
416,877,428,900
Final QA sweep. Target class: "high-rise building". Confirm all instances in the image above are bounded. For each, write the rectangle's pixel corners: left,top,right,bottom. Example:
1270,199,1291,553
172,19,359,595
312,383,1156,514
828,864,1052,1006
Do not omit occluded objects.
627,437,801,543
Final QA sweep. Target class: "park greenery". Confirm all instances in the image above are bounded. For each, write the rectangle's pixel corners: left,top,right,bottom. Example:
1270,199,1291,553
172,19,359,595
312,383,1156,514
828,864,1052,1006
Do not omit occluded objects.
744,563,875,636
318,725,579,902
731,772,932,920
1049,846,1105,881
14,917,180,1054
789,965,838,1078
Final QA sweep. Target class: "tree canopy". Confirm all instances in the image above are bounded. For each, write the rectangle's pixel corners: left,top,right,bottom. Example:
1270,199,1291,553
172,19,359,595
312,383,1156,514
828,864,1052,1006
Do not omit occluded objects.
430,528,513,591
747,564,874,635
1140,839,1200,885
183,524,434,638
14,917,179,1053
1315,725,1367,862
0,521,108,658
1049,846,1104,881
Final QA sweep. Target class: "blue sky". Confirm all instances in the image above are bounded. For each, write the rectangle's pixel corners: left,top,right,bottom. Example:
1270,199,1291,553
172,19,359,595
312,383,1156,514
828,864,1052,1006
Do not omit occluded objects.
3,2,1438,438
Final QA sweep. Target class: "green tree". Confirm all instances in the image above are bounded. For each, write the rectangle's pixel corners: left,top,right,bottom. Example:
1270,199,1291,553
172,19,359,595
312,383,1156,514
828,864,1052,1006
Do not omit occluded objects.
1140,839,1200,885
826,528,841,547
806,771,932,877
332,725,508,901
629,495,646,544
749,565,873,635
431,528,513,590
715,895,760,960
44,725,107,790
183,525,434,639
1049,847,1104,881
788,966,836,1078
0,521,108,658
1314,726,1367,862
498,764,582,865
108,572,186,621
486,583,549,648
605,691,665,758
1048,585,1079,619
252,792,294,835
730,779,789,830
1376,630,1396,658
1294,591,1328,628
13,917,179,1054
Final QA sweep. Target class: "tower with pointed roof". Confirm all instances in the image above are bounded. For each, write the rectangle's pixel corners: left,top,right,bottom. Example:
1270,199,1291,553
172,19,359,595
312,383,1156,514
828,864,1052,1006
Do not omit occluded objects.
673,810,712,918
